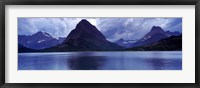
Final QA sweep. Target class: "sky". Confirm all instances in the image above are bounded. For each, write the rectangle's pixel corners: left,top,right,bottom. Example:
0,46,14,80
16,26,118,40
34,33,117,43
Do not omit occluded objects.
18,18,182,42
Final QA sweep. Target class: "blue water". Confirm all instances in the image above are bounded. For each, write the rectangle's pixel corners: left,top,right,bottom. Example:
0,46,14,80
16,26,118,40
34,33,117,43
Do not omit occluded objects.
18,51,182,70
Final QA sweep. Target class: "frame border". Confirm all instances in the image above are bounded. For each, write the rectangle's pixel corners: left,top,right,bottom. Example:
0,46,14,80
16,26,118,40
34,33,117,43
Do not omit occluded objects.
0,0,200,88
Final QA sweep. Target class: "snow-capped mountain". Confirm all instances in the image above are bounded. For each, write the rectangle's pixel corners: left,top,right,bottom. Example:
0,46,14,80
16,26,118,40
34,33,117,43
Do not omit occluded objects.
132,26,181,47
18,31,65,49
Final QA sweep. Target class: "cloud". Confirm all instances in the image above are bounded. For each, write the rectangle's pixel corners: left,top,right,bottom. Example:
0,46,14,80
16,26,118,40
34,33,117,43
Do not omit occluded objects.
18,18,38,35
18,18,98,38
96,18,182,42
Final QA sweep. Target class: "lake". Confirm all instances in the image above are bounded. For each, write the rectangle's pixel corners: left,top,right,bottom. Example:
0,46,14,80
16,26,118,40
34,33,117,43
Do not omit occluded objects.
18,51,182,70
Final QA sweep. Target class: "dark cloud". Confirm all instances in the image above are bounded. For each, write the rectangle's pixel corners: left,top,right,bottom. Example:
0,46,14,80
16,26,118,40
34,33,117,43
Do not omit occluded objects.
96,18,182,41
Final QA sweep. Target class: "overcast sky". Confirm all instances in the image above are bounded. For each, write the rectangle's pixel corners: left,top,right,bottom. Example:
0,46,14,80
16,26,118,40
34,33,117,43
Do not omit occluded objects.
18,18,182,42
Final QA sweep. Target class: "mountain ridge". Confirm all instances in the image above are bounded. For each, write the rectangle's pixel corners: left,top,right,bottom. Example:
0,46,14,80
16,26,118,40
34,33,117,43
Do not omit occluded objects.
18,31,65,50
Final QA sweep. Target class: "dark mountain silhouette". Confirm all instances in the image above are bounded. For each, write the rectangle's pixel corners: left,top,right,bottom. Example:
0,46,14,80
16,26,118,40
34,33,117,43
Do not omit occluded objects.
144,26,165,38
18,31,65,50
127,35,182,51
45,19,123,51
63,19,107,43
132,26,181,47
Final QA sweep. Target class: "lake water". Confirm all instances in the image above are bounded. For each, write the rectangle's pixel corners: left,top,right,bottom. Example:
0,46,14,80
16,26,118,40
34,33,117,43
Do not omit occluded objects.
18,51,182,70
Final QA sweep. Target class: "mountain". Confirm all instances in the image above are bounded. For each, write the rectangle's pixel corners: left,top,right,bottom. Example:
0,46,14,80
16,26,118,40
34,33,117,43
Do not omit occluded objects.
18,44,37,53
143,26,165,38
132,26,181,47
127,35,182,51
165,30,181,37
18,31,65,50
45,19,123,51
115,38,137,48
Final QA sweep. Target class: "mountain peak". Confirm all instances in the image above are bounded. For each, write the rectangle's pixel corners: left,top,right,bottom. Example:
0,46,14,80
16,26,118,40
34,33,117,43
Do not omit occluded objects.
143,26,165,39
150,26,164,32
33,31,52,38
35,31,43,35
79,19,89,23
76,19,94,29
116,38,125,42
63,19,106,43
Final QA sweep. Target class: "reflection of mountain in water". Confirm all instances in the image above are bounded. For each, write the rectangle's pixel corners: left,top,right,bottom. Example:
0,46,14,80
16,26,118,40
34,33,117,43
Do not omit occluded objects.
18,52,182,70
68,55,106,70
146,58,182,70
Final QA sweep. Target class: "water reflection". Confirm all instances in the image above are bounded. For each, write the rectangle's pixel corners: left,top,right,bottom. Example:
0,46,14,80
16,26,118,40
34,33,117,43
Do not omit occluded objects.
148,58,167,70
68,56,106,70
18,51,182,70
146,58,182,70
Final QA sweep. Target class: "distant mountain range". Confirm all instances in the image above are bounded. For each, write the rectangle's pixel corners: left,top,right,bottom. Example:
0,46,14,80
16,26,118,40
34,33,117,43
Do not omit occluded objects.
18,31,65,50
115,26,181,48
18,19,182,53
114,38,137,48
